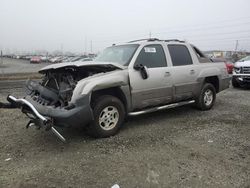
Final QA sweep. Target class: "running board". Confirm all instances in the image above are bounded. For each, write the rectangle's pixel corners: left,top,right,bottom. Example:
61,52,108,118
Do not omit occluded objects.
128,100,195,116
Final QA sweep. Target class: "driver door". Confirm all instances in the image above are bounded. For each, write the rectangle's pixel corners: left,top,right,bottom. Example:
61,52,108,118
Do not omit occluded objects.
129,44,173,110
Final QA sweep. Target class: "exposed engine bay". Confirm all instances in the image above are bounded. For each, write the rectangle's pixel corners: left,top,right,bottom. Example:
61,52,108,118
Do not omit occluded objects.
26,65,117,108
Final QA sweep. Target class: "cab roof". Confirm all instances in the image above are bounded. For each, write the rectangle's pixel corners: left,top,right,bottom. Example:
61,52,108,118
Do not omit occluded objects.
114,38,188,46
128,38,185,43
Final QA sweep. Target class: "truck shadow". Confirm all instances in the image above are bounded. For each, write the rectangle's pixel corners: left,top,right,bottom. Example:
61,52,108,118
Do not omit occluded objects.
60,104,200,144
122,105,199,130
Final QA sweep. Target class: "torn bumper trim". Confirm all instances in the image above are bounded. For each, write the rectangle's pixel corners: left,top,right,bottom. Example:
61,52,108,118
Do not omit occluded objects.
7,95,66,142
8,95,47,123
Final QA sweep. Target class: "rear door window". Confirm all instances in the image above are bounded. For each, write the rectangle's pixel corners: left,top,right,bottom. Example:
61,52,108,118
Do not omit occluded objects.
168,45,193,66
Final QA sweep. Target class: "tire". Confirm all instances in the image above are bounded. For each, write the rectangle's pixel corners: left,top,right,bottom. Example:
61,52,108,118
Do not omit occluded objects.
232,77,240,88
87,95,125,138
195,83,216,111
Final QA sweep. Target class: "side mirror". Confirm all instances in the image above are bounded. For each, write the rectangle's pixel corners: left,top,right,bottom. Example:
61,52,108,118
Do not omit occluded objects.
134,64,148,79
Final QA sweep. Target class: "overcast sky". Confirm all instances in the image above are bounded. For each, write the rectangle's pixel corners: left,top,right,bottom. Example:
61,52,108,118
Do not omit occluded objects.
0,0,250,53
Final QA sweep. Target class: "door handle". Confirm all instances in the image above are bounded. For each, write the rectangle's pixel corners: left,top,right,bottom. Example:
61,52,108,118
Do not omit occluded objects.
190,70,195,74
165,72,171,77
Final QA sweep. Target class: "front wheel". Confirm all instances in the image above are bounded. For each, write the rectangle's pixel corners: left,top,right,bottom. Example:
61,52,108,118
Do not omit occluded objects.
87,95,125,138
195,83,216,111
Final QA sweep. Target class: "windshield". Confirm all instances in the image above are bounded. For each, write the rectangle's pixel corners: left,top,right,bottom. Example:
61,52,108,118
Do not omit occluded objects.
239,56,250,62
95,44,139,65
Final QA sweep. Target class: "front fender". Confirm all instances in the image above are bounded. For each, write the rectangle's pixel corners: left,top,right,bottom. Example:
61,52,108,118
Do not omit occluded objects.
71,70,129,102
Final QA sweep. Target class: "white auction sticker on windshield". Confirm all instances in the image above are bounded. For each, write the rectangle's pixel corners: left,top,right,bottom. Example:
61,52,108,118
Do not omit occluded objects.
144,47,156,53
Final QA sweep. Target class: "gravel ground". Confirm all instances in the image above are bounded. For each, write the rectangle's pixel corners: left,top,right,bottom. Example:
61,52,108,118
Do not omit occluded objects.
0,87,249,188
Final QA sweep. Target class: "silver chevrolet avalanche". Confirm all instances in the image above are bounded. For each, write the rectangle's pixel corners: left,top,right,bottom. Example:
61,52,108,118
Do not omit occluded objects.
1,39,230,142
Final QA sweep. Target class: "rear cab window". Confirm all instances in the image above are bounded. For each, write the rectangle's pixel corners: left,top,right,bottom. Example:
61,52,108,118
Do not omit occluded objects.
191,45,211,63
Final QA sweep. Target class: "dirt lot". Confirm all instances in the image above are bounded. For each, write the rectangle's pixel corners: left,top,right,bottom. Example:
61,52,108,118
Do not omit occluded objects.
0,86,249,188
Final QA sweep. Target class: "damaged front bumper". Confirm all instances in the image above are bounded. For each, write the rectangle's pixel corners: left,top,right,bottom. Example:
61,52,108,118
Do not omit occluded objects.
1,94,94,142
23,94,94,128
6,95,67,142
233,74,250,85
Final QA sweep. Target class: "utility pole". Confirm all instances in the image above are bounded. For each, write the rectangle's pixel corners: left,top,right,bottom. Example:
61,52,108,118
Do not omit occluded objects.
149,31,152,39
90,40,92,53
0,50,3,64
234,40,238,52
84,37,87,54
0,50,3,75
60,44,63,55
233,40,239,62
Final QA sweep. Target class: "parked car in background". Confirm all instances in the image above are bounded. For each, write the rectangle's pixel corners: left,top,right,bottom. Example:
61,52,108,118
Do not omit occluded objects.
49,56,64,63
211,57,234,74
63,56,74,62
30,56,41,63
232,56,250,88
237,55,250,62
62,56,86,62
14,55,20,59
70,56,82,62
41,56,49,62
80,57,93,62
24,56,32,61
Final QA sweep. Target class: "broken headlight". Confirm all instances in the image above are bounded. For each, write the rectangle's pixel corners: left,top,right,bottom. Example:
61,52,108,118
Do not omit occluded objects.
234,67,242,74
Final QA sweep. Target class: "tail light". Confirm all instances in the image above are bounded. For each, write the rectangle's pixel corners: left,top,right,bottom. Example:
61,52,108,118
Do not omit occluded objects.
224,61,233,74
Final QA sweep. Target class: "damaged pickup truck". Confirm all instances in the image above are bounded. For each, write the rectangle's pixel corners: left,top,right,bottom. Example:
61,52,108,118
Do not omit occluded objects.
0,39,230,142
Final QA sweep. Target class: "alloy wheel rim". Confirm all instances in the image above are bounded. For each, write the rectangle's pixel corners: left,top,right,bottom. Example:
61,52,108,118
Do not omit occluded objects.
204,89,213,106
99,106,119,131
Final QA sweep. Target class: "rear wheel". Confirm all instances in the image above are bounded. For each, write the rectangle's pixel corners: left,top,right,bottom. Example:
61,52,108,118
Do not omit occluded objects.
88,95,125,138
195,83,216,111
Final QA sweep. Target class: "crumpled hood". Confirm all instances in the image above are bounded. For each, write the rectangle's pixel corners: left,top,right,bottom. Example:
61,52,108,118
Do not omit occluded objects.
39,61,126,73
234,60,250,67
